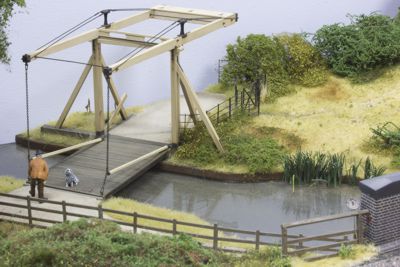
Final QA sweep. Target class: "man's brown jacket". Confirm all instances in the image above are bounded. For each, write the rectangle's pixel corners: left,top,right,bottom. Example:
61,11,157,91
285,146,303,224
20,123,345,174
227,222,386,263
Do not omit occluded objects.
29,157,49,181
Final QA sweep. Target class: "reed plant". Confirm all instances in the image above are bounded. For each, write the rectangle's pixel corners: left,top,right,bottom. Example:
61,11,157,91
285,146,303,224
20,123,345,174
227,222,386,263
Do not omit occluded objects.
283,152,386,186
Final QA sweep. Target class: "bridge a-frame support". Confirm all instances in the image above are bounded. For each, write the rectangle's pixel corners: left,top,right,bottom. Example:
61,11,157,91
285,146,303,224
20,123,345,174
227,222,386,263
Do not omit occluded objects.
25,5,237,152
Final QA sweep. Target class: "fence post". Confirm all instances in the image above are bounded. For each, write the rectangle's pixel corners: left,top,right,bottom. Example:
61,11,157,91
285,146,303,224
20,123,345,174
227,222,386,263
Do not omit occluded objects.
229,98,232,118
173,219,177,235
27,196,33,227
133,212,137,234
241,91,244,110
255,230,260,251
298,234,304,248
62,201,67,222
281,225,288,256
234,81,238,107
98,204,103,219
356,213,364,244
213,224,218,250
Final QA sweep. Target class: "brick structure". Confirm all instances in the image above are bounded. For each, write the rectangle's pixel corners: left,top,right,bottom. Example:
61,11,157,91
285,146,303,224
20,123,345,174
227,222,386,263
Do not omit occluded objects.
359,172,400,245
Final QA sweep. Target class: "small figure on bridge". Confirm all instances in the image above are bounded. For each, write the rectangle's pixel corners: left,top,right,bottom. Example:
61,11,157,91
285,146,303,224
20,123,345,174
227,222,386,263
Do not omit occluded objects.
28,150,49,200
65,168,79,187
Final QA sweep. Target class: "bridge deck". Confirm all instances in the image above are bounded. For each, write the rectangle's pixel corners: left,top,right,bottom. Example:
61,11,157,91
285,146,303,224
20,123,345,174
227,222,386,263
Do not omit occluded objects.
46,135,169,198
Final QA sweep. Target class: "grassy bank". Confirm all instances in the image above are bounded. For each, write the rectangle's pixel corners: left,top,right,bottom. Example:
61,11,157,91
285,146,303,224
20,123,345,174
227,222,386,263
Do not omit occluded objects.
20,106,142,147
0,176,24,193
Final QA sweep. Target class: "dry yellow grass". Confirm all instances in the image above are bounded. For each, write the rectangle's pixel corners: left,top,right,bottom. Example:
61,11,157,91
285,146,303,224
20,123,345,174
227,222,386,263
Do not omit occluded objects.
0,176,24,193
255,66,400,173
291,244,377,267
48,106,143,132
21,127,89,147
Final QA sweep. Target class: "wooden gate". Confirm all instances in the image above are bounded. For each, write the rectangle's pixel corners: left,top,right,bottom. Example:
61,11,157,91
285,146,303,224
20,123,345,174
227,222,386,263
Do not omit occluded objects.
281,210,369,261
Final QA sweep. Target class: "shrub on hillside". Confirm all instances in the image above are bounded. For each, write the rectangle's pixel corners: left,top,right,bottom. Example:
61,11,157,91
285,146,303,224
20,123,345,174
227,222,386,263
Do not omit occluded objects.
221,34,290,99
313,13,400,79
0,219,222,267
277,34,327,87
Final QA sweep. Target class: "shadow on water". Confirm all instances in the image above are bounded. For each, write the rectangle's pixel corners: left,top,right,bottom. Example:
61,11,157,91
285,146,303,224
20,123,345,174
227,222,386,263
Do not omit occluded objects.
118,171,360,233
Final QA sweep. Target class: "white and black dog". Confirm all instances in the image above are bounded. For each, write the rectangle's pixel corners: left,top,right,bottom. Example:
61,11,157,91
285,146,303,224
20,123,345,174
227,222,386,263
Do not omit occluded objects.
65,168,79,187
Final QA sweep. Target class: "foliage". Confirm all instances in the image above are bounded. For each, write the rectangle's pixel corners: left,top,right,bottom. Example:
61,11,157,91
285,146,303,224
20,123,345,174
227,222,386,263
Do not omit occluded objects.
175,114,286,174
0,219,227,267
0,176,24,193
221,34,290,100
283,151,386,186
339,244,356,259
363,157,386,179
371,122,400,147
0,0,25,64
276,33,327,87
313,13,400,80
283,151,345,186
234,247,291,267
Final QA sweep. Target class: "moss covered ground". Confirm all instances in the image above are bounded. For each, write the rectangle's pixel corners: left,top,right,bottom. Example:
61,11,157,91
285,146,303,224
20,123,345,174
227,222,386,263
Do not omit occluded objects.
0,176,24,193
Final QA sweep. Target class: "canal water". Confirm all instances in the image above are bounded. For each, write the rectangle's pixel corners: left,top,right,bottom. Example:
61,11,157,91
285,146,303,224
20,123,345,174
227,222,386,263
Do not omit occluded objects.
1,143,360,236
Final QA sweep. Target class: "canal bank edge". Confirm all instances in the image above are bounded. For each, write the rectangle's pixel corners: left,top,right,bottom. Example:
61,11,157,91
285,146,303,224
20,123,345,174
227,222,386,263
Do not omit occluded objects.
157,162,282,183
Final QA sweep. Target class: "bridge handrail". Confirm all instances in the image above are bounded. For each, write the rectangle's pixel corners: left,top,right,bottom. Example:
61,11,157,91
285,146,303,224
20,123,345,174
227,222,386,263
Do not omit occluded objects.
35,138,103,159
108,145,169,175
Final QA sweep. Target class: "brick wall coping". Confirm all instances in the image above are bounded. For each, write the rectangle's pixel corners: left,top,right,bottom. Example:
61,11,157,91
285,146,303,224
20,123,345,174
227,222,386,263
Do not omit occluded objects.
359,172,400,199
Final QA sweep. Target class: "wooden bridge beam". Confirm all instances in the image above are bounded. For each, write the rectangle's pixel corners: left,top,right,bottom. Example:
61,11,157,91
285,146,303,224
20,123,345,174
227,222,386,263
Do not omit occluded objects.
55,55,93,128
171,48,180,145
177,64,224,153
92,40,105,135
101,56,128,120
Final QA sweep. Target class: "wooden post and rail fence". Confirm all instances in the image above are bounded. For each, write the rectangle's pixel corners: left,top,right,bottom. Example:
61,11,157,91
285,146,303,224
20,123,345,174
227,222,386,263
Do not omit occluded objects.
180,88,260,130
0,192,368,259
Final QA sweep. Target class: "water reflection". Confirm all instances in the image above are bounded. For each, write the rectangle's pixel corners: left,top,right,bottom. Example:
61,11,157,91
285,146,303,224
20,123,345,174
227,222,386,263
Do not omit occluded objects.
0,143,64,179
118,171,360,233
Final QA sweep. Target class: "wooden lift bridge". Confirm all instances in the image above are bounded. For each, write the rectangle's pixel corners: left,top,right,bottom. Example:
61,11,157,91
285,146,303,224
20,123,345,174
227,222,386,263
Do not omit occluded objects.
23,6,237,197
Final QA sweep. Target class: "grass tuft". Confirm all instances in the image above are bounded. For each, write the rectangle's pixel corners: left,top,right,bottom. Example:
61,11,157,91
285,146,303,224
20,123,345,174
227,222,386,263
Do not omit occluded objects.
0,176,24,193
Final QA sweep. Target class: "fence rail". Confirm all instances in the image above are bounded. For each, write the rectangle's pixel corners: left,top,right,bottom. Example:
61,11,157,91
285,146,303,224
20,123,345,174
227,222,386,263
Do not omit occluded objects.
180,88,260,130
0,192,284,253
281,210,369,261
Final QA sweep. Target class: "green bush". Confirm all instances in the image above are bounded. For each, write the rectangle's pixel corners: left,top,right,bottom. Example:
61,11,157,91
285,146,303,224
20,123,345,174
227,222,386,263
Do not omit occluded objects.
277,34,327,87
0,219,223,267
313,13,400,79
221,34,290,99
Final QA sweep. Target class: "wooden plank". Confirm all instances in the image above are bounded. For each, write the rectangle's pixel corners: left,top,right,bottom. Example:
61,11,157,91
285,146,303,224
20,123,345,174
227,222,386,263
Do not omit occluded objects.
286,230,355,244
288,240,357,256
282,210,369,228
92,40,105,134
55,55,94,128
101,56,128,119
178,64,224,152
170,48,180,144
98,36,156,48
108,10,151,31
108,93,128,123
28,29,99,59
